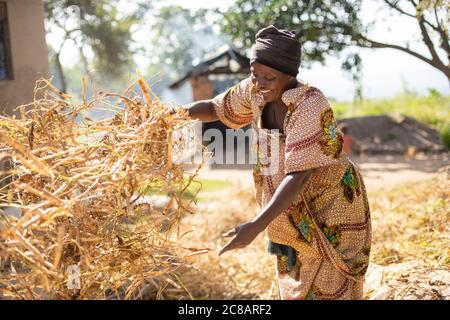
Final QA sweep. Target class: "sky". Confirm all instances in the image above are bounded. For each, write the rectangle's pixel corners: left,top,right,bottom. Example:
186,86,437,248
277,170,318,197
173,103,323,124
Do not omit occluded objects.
46,0,449,101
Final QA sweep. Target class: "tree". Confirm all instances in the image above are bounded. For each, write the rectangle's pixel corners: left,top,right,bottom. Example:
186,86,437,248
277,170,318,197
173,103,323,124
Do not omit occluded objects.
144,6,224,90
342,53,363,101
44,0,150,92
217,0,450,83
148,6,222,78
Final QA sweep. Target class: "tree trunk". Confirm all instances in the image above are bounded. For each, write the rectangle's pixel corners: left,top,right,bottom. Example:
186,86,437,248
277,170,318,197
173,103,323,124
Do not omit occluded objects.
78,46,89,75
55,52,67,93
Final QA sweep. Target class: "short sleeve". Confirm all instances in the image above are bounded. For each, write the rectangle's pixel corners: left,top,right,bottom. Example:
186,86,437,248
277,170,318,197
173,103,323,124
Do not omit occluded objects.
211,78,253,129
284,87,343,174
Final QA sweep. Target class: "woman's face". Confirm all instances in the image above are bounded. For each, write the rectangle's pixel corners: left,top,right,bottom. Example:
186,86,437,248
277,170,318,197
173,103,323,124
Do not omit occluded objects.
250,62,295,103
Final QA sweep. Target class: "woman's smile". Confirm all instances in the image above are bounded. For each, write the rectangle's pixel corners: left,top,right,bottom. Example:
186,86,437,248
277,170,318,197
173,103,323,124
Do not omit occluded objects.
259,89,272,100
251,62,296,103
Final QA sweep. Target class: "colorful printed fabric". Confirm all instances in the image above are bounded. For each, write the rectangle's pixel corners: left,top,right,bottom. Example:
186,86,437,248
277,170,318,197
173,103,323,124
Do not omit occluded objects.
212,77,372,300
341,164,361,203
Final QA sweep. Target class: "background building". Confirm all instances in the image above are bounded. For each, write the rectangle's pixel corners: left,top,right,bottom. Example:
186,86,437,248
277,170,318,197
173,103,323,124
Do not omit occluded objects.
0,0,49,116
168,45,252,166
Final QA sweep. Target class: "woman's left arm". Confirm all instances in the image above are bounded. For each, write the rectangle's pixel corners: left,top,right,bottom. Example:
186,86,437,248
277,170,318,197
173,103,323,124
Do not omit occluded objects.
219,169,312,255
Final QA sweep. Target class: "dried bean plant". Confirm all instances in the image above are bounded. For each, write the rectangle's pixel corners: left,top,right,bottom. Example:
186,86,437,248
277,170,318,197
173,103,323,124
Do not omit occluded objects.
0,75,206,299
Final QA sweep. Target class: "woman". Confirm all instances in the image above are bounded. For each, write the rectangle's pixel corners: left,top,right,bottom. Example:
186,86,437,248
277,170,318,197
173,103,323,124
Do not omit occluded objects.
183,25,371,300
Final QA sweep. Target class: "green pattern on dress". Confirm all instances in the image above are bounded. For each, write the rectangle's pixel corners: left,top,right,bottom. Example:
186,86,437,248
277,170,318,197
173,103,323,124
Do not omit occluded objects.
340,165,361,203
252,144,264,186
305,288,317,300
319,109,343,159
295,213,315,243
322,225,341,248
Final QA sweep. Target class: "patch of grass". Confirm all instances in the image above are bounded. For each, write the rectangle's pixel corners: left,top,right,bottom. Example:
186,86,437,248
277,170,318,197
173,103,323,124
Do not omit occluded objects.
191,179,232,193
140,177,232,201
187,179,234,202
331,91,450,133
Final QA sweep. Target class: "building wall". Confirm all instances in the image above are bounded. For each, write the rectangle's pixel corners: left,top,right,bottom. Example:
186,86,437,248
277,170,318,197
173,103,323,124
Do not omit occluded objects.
190,75,214,101
0,0,49,116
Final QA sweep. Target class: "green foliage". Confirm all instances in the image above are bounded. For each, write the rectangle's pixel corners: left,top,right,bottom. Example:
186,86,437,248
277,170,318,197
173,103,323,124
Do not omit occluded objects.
342,53,363,101
144,6,222,89
331,90,450,136
416,0,447,16
216,0,450,81
218,0,365,66
44,0,150,81
147,6,200,77
440,122,450,149
80,6,134,78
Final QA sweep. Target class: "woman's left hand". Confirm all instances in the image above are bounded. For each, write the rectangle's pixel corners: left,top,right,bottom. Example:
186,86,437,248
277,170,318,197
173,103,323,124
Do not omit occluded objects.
218,221,264,256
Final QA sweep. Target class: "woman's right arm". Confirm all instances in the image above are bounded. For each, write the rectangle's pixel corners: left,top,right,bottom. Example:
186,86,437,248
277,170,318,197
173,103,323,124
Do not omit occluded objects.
180,77,253,128
183,100,219,123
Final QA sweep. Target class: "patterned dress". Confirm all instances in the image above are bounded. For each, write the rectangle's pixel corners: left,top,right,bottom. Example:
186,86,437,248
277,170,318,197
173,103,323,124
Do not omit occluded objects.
211,78,372,300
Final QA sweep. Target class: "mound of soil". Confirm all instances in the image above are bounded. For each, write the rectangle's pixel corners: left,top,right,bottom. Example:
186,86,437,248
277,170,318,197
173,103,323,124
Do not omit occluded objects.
338,115,446,154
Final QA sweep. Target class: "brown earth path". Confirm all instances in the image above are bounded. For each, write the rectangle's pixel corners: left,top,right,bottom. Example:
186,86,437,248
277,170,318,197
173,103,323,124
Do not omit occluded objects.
198,153,449,192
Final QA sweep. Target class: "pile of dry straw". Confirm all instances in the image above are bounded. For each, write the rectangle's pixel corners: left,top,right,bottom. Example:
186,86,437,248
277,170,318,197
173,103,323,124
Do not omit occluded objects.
0,75,207,299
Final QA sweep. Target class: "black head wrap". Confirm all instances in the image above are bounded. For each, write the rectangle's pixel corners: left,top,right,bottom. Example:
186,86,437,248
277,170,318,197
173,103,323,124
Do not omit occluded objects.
250,25,301,77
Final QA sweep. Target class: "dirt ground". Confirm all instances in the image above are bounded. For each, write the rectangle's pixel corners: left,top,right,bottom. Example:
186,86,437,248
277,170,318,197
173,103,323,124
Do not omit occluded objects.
199,153,449,192
179,152,449,300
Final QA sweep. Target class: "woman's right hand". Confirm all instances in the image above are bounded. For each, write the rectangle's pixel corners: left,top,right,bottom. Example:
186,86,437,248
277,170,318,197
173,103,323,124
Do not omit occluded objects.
182,100,218,122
